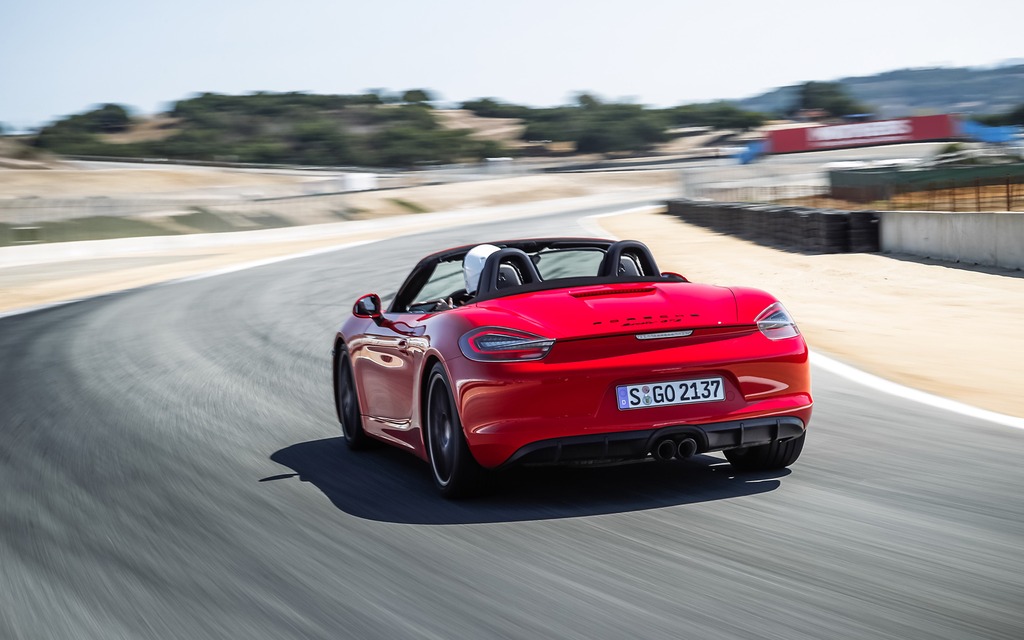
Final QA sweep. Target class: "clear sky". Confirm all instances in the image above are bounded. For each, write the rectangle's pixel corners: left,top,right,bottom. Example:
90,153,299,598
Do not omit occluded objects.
2,0,1022,130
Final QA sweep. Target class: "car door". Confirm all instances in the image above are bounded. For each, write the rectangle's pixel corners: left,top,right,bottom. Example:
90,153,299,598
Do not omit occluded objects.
353,256,460,429
353,312,425,424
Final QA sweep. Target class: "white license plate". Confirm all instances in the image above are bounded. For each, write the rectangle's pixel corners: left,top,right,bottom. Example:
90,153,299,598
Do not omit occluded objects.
616,377,725,410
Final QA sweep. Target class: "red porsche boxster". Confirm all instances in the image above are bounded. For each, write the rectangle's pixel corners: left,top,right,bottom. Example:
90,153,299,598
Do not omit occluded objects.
333,238,812,497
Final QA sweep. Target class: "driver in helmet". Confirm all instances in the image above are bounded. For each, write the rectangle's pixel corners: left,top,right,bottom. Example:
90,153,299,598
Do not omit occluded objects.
462,244,500,297
429,244,500,311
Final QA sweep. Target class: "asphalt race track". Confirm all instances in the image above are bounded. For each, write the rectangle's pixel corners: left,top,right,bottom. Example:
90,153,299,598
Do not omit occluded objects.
2,203,1022,639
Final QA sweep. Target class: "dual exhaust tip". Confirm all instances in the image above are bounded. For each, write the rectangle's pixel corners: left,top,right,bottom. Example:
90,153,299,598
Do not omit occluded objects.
652,437,698,461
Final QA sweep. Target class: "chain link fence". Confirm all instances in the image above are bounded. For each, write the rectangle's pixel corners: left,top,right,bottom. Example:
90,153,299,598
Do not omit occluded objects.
693,176,1024,212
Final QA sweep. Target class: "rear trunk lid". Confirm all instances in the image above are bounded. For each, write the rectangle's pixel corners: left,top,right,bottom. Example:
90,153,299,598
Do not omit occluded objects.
473,281,739,340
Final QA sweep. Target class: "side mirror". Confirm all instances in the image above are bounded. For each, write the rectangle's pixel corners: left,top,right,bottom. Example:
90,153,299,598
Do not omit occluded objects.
353,293,383,323
661,271,689,283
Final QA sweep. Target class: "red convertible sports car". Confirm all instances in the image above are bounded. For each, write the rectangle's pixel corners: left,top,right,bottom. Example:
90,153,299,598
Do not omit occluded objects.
333,238,812,497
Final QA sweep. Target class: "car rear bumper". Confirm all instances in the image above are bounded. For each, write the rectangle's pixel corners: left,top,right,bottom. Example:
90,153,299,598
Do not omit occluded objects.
499,416,806,468
445,330,812,468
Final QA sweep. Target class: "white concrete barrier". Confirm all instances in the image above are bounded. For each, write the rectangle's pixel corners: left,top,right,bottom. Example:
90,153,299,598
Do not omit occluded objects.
880,211,1024,270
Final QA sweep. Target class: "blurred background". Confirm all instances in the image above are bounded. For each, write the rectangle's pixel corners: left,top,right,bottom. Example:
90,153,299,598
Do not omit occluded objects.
2,0,1024,247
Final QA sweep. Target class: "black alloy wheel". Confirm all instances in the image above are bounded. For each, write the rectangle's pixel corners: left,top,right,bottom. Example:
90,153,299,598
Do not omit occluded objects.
336,346,372,450
426,363,491,498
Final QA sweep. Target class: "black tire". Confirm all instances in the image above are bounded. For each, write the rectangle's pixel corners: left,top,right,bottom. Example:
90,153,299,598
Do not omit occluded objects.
724,432,805,471
425,363,491,499
336,346,373,450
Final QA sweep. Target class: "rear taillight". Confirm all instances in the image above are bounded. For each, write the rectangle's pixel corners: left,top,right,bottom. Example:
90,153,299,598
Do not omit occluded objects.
755,302,800,340
459,327,555,362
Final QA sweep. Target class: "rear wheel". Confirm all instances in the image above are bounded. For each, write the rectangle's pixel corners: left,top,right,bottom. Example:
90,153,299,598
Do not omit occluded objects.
426,363,491,499
725,432,805,471
336,346,373,450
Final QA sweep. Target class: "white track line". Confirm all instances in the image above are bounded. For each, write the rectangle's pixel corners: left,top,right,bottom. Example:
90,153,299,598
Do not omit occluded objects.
577,206,661,237
809,352,1024,430
0,298,83,320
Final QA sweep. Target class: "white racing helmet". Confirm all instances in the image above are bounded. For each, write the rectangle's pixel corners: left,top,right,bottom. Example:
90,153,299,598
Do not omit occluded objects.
463,244,501,295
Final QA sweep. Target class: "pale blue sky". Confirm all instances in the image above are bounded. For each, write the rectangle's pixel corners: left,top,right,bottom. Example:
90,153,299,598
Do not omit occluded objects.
2,0,1022,130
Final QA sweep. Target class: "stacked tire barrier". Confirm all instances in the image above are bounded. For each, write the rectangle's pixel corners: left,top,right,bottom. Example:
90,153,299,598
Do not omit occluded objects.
665,199,880,254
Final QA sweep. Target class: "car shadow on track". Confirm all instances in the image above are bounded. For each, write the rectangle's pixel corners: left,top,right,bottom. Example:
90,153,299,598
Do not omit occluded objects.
265,437,790,524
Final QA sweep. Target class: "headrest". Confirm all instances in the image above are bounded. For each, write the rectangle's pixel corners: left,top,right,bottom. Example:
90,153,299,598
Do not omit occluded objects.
476,248,542,296
597,240,660,277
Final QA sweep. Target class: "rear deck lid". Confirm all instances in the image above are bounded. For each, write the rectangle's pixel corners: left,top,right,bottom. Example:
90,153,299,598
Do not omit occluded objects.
475,281,739,340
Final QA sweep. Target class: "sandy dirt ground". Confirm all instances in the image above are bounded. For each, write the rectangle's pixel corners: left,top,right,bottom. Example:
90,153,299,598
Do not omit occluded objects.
1,165,1020,418
433,109,526,145
98,116,181,144
0,166,320,199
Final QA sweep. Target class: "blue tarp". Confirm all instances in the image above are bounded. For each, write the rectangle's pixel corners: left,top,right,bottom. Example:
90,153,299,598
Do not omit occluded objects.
959,120,1019,144
738,141,766,165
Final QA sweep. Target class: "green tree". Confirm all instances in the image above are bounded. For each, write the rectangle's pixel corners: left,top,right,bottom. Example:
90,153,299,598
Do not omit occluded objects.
575,92,602,109
372,103,437,129
33,126,96,153
1007,104,1024,125
666,102,765,129
291,120,353,165
460,98,530,119
518,101,669,153
351,92,383,106
575,104,668,153
401,89,434,104
88,104,131,132
34,92,499,163
791,81,868,117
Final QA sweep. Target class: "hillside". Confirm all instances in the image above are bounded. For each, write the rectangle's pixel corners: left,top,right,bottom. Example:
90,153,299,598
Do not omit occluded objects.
26,93,769,167
431,109,526,148
736,63,1024,117
28,93,508,168
0,137,59,169
20,65,1024,169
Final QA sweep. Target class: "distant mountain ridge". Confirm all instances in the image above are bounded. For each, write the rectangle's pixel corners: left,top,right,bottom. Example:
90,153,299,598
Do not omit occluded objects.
735,64,1024,118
